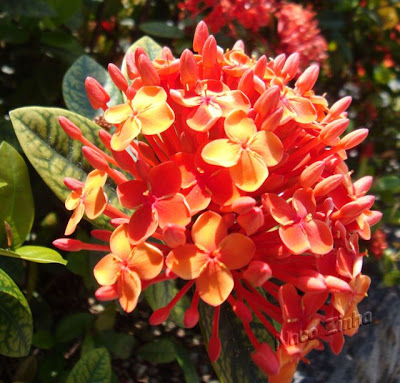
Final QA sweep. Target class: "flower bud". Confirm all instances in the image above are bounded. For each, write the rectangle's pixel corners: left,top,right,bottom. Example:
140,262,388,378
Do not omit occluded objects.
282,52,300,80
261,107,283,131
184,306,199,328
243,261,272,286
340,129,369,150
85,77,110,110
254,55,267,78
91,230,112,242
149,307,171,325
273,53,286,74
208,336,221,362
193,21,209,53
95,285,118,301
108,63,128,92
254,86,281,118
232,196,256,214
314,174,343,197
180,49,199,89
202,35,218,68
58,116,82,140
82,146,109,171
329,96,352,117
300,161,325,188
163,224,186,248
137,55,160,86
98,129,112,150
53,238,84,251
125,52,138,80
231,299,253,323
319,118,349,144
64,177,84,191
324,275,351,292
295,64,319,93
251,343,280,376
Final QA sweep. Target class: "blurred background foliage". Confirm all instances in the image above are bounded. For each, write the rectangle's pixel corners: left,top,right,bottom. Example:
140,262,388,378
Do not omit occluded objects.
0,0,399,381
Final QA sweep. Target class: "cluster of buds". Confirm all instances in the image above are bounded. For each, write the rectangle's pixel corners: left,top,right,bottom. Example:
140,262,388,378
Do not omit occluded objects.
53,21,381,382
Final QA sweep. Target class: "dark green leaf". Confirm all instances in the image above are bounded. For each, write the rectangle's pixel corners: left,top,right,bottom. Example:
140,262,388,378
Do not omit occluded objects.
13,355,37,383
137,337,177,364
0,246,67,265
0,0,56,18
66,348,111,383
47,0,82,25
144,280,190,327
375,175,400,193
174,342,200,383
139,22,184,39
32,330,55,349
9,107,119,230
0,268,33,357
55,312,93,343
96,330,136,359
0,141,34,249
63,55,122,119
199,302,275,383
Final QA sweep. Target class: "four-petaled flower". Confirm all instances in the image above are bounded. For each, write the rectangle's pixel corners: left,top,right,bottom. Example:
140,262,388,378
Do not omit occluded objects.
94,224,164,312
166,211,255,306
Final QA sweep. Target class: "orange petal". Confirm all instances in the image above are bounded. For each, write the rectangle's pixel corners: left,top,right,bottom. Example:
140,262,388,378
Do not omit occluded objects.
171,152,197,188
130,242,163,280
292,188,316,218
117,180,148,209
65,190,81,211
65,203,84,235
128,204,158,244
110,224,132,259
85,169,107,190
196,261,234,306
218,233,255,270
187,103,222,132
201,139,241,167
148,161,182,198
104,103,132,124
170,89,202,107
303,219,333,255
192,211,227,252
332,291,350,316
224,110,256,143
94,254,121,285
286,96,317,124
215,90,251,116
353,275,370,303
154,194,191,228
111,116,141,151
207,169,240,207
84,187,107,219
181,183,211,215
139,102,175,135
278,284,302,321
279,223,309,255
230,150,268,192
132,86,167,110
118,270,141,313
166,245,208,279
249,131,283,167
264,193,296,225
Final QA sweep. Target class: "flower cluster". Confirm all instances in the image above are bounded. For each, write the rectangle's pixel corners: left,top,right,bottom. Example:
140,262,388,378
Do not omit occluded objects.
53,22,381,382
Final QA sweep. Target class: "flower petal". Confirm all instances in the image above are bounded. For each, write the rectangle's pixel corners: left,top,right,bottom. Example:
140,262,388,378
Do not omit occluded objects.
170,89,202,107
65,191,81,211
192,211,227,252
117,180,148,209
278,284,302,321
130,242,164,280
132,86,167,110
264,193,296,225
111,116,141,151
207,169,240,207
139,102,175,135
104,103,132,124
196,261,234,306
118,270,141,313
110,223,132,259
166,245,208,279
224,110,256,143
65,203,84,235
84,187,107,220
128,204,158,244
218,233,255,270
292,188,316,218
181,183,211,215
215,90,251,116
249,131,283,167
303,220,333,255
85,170,107,190
94,254,121,285
230,150,268,192
279,223,310,255
201,139,241,167
154,194,191,228
148,161,181,198
187,103,222,132
286,96,317,124
171,152,197,188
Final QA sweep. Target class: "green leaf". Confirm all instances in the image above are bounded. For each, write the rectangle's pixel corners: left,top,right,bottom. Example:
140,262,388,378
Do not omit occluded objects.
0,142,34,249
46,0,82,25
66,348,111,383
139,22,184,39
96,330,136,359
0,246,67,265
121,36,162,80
55,312,93,343
137,337,177,364
0,268,33,357
0,0,56,18
199,302,275,383
375,175,400,193
13,355,37,383
63,55,123,120
144,280,190,327
174,342,200,383
32,330,55,349
9,107,119,230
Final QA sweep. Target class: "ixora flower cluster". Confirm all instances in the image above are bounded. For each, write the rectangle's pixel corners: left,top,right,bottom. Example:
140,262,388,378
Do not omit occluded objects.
53,22,381,382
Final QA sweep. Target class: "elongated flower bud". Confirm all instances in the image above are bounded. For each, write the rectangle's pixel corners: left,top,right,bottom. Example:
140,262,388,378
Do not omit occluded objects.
193,21,209,53
85,77,110,110
58,117,82,140
108,63,128,92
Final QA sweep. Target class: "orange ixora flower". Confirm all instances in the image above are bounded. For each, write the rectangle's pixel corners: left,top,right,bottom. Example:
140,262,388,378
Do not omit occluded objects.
202,109,283,191
104,86,175,151
166,211,255,306
94,224,163,312
64,170,107,235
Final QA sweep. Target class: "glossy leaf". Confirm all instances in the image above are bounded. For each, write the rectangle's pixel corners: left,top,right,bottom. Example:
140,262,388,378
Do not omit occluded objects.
0,246,67,265
66,348,111,383
63,55,122,119
137,337,177,364
9,107,119,229
144,280,190,327
0,268,33,357
0,141,34,249
121,36,162,80
139,22,184,39
199,302,276,383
